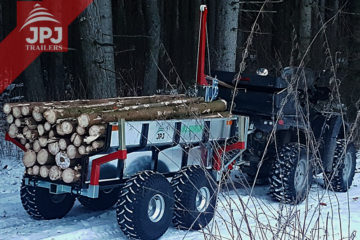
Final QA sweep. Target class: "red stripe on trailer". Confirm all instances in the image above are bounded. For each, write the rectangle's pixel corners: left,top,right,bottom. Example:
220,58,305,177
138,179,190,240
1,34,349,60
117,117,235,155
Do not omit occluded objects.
196,5,208,86
213,141,245,171
90,150,127,185
5,132,27,152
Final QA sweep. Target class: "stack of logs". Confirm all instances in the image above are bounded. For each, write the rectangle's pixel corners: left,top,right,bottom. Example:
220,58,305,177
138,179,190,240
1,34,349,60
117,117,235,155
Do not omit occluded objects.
3,95,227,184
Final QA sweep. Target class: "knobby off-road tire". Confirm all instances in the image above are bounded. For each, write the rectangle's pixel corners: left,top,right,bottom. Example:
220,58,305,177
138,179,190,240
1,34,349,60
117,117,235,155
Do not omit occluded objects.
269,143,313,204
325,139,356,192
78,187,121,211
171,165,217,230
20,178,75,220
116,171,174,240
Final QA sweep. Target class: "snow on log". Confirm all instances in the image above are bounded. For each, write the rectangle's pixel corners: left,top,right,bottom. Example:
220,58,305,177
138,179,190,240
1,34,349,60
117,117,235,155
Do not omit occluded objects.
55,151,74,169
23,150,36,168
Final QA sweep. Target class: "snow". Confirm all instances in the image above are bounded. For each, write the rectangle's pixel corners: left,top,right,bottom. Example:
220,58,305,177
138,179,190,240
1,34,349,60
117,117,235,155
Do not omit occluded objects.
0,151,359,240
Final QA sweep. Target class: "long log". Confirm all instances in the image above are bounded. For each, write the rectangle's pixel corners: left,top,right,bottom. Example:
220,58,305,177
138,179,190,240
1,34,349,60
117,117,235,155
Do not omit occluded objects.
49,166,62,181
77,98,204,127
62,168,81,183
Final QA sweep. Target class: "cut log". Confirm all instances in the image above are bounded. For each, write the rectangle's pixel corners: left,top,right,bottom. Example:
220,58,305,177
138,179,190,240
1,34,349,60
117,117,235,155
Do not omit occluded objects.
76,126,86,135
33,140,41,152
32,165,40,176
6,114,14,124
39,137,48,147
8,124,18,138
55,151,75,169
71,133,83,147
86,145,93,153
89,125,106,136
25,143,32,150
59,138,71,150
49,130,55,138
23,150,36,167
14,118,24,128
67,145,80,159
37,149,55,165
92,140,105,149
12,106,22,118
44,122,51,131
20,138,27,145
21,105,31,116
26,167,33,175
22,126,29,135
3,103,12,114
78,99,224,127
48,142,60,155
49,166,62,181
32,106,43,122
78,145,86,155
61,121,75,135
37,124,45,136
62,168,81,183
40,165,51,178
56,124,66,136
83,135,100,144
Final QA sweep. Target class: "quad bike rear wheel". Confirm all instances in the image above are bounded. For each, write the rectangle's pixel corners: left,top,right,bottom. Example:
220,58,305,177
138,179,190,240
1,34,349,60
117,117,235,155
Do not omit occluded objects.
78,187,121,211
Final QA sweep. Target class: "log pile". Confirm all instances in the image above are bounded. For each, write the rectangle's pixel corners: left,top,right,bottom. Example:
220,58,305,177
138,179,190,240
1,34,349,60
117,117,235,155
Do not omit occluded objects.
3,95,227,183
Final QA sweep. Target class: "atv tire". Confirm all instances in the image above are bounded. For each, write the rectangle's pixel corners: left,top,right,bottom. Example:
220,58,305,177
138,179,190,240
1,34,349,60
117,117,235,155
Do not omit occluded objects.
20,178,75,220
78,187,121,211
269,143,313,204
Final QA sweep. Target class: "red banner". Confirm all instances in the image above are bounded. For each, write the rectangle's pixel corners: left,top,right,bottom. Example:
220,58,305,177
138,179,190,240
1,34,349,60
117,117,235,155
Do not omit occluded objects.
0,0,93,94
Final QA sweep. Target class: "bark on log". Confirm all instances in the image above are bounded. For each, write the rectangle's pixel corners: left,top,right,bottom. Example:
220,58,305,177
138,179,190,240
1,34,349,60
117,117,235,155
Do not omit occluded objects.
62,168,81,183
23,150,36,167
48,142,60,155
32,165,40,176
67,145,80,159
37,149,55,165
49,166,62,181
33,140,41,152
40,165,51,178
89,125,106,136
77,98,205,127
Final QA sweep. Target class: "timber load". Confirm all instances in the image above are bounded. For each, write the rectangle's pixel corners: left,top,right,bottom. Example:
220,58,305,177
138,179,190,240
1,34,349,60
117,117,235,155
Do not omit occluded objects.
3,95,227,183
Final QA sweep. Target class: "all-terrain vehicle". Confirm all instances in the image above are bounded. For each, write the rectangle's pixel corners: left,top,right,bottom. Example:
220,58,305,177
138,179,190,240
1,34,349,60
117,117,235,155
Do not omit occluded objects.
5,4,356,240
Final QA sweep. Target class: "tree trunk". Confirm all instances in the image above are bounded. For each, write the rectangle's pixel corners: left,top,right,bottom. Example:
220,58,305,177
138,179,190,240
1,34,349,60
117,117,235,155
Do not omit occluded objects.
214,1,240,72
299,0,312,60
143,0,161,95
79,0,117,99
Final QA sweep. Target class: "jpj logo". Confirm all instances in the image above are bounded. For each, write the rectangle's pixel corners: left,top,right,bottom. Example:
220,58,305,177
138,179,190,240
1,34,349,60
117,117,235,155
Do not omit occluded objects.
19,3,67,52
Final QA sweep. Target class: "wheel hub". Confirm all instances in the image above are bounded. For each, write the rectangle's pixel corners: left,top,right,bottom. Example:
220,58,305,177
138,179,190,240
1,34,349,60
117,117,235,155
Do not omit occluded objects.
195,187,211,212
294,158,308,192
148,194,165,223
342,152,353,181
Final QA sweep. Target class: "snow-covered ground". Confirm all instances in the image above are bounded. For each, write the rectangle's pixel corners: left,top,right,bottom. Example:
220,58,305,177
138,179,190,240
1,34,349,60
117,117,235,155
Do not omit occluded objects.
0,152,359,240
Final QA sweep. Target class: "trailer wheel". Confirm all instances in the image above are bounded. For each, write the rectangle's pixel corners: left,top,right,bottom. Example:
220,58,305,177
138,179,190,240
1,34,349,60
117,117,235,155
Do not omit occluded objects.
269,143,313,204
171,165,217,230
78,187,121,211
20,178,75,220
325,140,356,192
116,171,173,240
